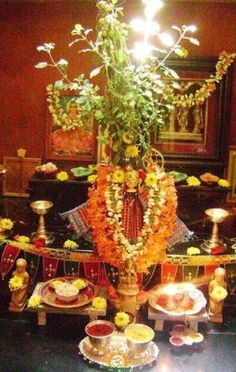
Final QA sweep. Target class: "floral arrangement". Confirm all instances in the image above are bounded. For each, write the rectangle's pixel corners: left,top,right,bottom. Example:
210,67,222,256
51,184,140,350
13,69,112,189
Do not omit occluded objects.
218,179,230,188
186,176,201,187
63,239,78,250
187,247,201,255
211,286,228,302
9,276,23,290
0,218,14,231
35,0,235,275
114,312,130,328
92,296,107,310
56,171,69,181
72,278,87,290
14,235,30,244
28,295,42,308
87,162,177,272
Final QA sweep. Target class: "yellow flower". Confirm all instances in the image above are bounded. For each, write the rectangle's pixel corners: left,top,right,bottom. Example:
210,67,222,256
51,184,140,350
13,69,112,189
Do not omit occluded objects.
28,295,42,308
187,176,201,187
144,172,158,187
87,174,98,184
72,278,87,290
63,239,78,250
112,169,125,183
15,235,30,243
187,246,201,255
56,171,69,181
114,312,130,328
0,218,14,231
125,145,139,158
218,179,230,188
88,164,98,172
212,285,228,301
122,133,133,144
92,296,107,310
9,276,23,290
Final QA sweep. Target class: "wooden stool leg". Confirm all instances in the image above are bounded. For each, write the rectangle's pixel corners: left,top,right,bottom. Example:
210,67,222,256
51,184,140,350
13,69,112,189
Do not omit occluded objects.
189,320,198,331
155,319,164,331
38,312,46,326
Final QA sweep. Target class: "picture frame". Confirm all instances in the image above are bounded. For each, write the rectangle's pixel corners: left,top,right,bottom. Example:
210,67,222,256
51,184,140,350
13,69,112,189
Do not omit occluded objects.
45,90,97,162
227,146,236,203
3,157,41,197
153,57,233,174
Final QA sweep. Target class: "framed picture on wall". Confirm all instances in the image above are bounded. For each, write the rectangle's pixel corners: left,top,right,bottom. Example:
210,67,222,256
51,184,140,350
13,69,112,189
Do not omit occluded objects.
152,58,232,173
45,90,97,162
227,146,236,203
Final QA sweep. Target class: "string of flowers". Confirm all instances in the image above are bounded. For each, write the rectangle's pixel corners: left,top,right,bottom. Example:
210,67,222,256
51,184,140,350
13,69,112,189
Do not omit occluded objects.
87,164,177,273
167,51,236,108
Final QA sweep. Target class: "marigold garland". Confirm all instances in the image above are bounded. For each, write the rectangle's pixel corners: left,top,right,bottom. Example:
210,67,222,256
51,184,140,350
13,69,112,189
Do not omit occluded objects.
87,164,177,273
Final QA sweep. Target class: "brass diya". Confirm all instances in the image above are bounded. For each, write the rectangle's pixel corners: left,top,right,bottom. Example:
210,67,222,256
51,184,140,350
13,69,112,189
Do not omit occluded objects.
201,208,230,254
30,200,55,244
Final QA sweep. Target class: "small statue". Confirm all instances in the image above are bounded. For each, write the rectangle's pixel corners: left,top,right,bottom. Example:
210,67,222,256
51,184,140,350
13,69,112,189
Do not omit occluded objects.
9,258,30,312
208,267,228,322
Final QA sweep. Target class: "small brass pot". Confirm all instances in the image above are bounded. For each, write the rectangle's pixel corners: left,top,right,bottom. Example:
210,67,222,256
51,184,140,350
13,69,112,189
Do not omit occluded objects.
85,320,115,353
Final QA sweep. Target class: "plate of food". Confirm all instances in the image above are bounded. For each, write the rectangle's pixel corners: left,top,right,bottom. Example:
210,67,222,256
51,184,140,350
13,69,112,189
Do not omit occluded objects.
39,276,98,309
149,283,207,316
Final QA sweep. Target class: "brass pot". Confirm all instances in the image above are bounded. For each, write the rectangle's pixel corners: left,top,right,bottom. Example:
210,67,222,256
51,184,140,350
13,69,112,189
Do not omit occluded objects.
124,323,154,357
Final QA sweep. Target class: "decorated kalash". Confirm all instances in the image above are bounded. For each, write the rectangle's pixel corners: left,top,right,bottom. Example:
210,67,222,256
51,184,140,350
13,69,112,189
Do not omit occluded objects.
0,0,235,369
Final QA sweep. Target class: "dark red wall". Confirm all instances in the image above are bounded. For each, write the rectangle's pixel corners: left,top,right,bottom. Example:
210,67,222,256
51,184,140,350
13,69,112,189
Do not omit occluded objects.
0,1,235,164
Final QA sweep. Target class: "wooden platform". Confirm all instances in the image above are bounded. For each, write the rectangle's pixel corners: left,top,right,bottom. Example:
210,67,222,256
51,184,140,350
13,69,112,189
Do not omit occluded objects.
27,282,106,326
148,305,208,331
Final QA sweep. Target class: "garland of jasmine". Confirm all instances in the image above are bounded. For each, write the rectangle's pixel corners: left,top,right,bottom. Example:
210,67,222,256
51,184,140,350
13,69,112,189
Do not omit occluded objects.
87,164,177,273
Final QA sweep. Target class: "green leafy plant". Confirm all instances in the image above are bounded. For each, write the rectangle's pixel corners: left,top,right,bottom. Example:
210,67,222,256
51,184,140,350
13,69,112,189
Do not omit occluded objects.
36,0,235,165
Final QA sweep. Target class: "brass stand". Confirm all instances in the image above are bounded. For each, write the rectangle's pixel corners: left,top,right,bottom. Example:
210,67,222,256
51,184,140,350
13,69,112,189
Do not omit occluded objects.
31,200,55,245
201,208,230,253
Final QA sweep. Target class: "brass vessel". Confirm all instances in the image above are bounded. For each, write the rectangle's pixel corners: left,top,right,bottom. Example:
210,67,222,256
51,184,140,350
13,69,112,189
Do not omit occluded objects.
30,200,55,245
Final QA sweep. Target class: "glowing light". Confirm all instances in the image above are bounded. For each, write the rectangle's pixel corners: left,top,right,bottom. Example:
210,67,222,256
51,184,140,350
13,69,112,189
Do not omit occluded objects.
143,0,164,10
146,21,160,35
130,18,145,32
133,42,153,60
158,32,175,47
144,5,157,19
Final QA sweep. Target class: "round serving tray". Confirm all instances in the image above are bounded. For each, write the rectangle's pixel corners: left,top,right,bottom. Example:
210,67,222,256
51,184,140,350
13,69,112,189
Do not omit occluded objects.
39,276,98,309
149,283,207,316
78,333,159,371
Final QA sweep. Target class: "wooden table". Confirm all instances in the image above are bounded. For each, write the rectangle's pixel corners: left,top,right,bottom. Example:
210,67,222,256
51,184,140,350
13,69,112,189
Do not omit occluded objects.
27,283,106,326
148,305,208,331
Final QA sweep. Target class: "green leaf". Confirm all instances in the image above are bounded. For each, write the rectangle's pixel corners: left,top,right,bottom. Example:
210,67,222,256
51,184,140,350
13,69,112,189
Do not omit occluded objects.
95,110,104,121
90,66,103,79
35,62,48,69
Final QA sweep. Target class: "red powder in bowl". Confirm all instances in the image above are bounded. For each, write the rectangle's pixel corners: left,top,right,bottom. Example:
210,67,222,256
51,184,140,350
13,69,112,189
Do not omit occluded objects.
170,336,184,346
87,323,114,337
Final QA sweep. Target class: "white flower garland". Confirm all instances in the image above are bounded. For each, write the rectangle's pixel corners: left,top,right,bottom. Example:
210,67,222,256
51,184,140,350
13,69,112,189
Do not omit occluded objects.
104,170,168,261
